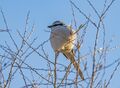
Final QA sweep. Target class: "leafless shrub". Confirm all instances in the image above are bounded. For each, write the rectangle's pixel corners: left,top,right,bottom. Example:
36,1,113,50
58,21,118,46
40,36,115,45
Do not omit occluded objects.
0,0,119,88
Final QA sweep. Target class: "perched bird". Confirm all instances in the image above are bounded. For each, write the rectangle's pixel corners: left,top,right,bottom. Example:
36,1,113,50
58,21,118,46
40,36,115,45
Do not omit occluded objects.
48,21,84,80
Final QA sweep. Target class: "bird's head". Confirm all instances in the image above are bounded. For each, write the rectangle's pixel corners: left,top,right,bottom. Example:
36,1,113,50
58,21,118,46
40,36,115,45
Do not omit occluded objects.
48,21,65,28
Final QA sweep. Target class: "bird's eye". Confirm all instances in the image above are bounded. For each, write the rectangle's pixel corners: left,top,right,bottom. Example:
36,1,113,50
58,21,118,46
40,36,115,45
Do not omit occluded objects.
58,23,64,26
48,22,65,28
53,23,64,26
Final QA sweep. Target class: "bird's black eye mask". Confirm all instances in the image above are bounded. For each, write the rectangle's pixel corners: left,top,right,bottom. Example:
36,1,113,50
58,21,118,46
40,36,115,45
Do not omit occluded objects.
48,23,64,28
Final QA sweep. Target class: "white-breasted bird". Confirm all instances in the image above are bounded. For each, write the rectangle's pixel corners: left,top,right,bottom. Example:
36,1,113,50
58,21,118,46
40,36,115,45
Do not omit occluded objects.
48,21,84,80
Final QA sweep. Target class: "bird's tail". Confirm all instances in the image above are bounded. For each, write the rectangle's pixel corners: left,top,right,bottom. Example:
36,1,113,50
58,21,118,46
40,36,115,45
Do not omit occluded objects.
63,50,84,80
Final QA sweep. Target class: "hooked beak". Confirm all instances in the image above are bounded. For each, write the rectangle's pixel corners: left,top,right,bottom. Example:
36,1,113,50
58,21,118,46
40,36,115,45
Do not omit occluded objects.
48,25,53,28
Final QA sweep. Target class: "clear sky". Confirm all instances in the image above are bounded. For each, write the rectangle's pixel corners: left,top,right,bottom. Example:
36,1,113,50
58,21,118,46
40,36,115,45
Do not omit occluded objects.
0,0,120,88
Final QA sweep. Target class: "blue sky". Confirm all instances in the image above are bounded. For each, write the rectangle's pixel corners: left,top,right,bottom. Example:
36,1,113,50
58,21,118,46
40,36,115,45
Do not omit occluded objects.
0,0,120,88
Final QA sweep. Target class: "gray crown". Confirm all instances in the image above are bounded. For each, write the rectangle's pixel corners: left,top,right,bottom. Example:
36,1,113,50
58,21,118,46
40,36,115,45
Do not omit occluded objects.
48,21,65,28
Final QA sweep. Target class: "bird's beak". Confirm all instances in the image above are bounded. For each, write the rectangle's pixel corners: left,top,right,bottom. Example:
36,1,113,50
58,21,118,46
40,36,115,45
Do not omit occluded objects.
48,25,53,28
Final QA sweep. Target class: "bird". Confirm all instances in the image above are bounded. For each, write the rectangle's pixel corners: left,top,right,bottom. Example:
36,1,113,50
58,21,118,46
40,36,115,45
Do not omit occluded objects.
48,20,84,80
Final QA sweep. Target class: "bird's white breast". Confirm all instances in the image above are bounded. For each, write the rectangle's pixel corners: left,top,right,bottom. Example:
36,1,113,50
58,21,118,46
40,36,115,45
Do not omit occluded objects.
50,26,76,52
